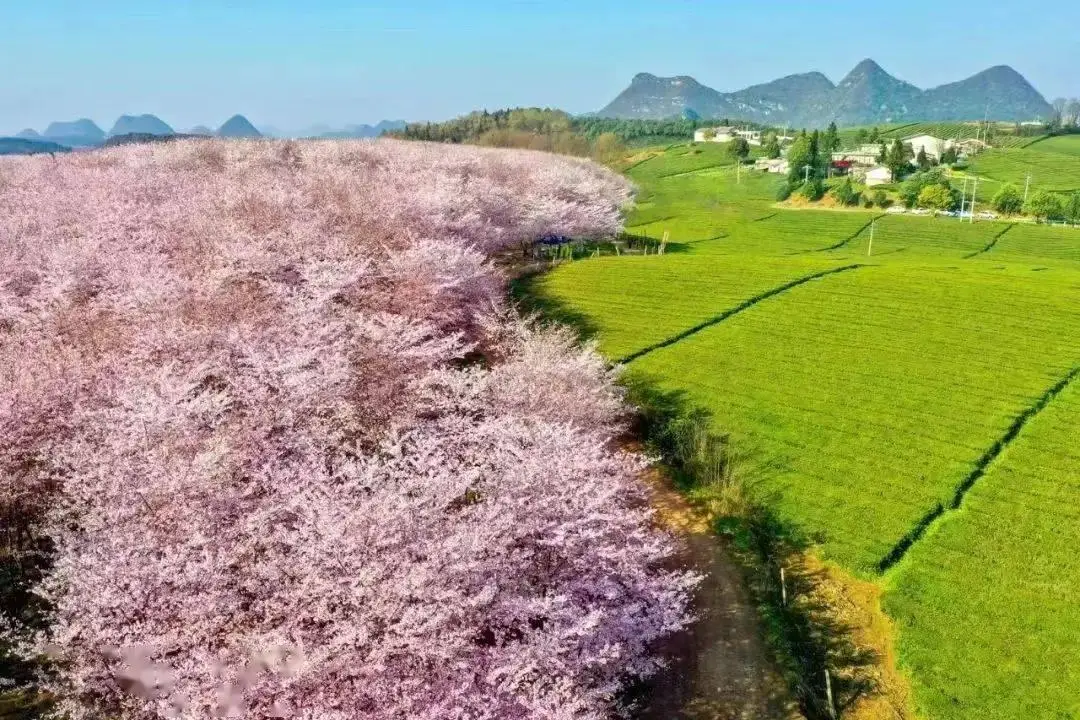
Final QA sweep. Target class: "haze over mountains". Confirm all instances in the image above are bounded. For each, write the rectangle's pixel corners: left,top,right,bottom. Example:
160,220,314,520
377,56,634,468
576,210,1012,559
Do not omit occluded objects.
598,59,1054,126
7,115,408,149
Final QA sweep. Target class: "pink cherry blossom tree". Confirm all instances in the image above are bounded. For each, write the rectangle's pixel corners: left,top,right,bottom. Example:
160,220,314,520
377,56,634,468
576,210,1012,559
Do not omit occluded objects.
0,139,695,719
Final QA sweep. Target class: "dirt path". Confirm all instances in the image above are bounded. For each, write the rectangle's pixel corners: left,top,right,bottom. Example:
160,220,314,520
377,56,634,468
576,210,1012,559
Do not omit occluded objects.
637,475,803,720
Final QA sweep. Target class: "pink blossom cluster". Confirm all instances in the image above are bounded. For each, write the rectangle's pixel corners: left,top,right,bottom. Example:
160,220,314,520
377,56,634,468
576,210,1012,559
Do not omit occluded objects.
0,139,695,718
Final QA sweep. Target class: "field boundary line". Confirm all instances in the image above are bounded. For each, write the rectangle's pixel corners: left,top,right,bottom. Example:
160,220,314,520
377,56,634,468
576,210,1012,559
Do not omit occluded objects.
878,364,1080,574
963,223,1015,259
815,214,886,252
617,264,864,365
752,212,778,222
658,164,734,179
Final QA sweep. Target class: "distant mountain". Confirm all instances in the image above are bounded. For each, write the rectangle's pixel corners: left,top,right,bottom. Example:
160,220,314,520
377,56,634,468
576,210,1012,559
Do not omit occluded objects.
187,125,214,136
15,128,40,139
217,115,262,138
42,119,105,147
598,73,737,121
0,137,71,156
315,120,408,139
828,59,924,126
727,71,837,126
920,65,1052,121
596,60,1053,126
108,114,174,137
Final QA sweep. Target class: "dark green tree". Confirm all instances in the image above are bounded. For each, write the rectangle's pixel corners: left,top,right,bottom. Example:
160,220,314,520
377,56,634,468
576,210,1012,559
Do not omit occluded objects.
728,136,751,160
1025,190,1064,222
786,134,814,185
763,136,782,159
887,140,912,179
1066,192,1080,224
991,184,1024,215
869,126,880,142
916,147,930,170
830,176,859,206
823,122,840,153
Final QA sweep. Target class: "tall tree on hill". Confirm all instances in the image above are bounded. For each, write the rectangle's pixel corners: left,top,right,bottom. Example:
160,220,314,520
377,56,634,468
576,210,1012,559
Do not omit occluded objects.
887,140,911,180
869,126,880,143
764,135,782,159
786,134,814,185
878,141,889,164
728,136,751,160
854,128,869,144
916,147,930,171
1066,99,1080,127
1051,98,1068,128
823,122,840,153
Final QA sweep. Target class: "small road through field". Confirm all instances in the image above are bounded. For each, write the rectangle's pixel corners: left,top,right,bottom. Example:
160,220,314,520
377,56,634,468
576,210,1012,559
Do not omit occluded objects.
637,473,803,720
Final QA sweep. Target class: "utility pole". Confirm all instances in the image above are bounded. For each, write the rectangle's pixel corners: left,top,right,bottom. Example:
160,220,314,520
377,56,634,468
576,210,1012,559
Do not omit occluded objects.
1024,173,1032,203
970,175,979,223
868,219,876,256
804,164,811,184
959,176,969,217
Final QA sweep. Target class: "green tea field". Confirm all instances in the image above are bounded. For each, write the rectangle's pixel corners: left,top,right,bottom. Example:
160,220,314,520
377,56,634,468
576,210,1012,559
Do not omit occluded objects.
530,144,1080,720
968,134,1080,193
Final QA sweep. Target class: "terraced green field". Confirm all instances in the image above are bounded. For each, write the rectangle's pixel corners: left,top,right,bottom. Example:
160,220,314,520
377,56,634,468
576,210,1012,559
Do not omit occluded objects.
1026,133,1080,156
877,122,1042,148
968,138,1080,193
531,143,1080,720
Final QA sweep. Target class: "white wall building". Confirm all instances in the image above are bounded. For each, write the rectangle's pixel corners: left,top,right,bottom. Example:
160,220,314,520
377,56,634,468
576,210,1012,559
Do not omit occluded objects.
734,129,762,146
903,135,947,161
693,126,735,143
864,166,893,186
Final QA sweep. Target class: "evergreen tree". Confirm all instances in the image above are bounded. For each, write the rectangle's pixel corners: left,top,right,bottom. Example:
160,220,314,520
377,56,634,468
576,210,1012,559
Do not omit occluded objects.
916,147,930,170
823,122,840,153
764,136,782,159
887,140,911,179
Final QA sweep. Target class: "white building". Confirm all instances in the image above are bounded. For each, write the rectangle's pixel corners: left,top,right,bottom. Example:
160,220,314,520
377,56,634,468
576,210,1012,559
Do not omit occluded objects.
692,126,761,145
754,157,789,174
693,126,735,143
903,135,947,162
863,166,893,186
734,129,762,146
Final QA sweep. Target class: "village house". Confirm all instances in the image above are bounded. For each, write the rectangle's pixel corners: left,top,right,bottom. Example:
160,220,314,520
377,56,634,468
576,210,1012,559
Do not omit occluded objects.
831,143,882,167
862,166,893,186
954,138,988,156
693,126,762,145
904,134,948,162
693,126,735,143
754,157,790,174
733,129,762,146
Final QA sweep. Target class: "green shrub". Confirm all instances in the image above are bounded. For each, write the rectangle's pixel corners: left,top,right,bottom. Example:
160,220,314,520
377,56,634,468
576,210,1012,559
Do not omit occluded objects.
799,178,825,202
776,183,793,201
991,184,1024,215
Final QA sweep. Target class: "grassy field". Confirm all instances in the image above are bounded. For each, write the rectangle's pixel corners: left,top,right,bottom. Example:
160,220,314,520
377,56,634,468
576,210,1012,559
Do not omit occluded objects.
530,142,1080,720
968,135,1080,194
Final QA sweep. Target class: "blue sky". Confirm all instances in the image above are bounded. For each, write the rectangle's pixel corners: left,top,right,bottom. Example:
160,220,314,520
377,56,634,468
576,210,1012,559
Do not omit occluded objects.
3,0,1077,134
